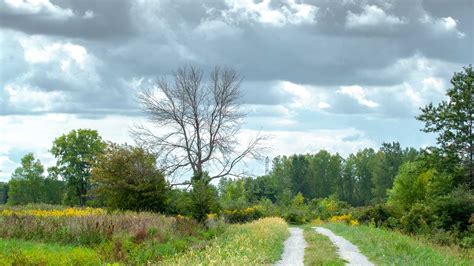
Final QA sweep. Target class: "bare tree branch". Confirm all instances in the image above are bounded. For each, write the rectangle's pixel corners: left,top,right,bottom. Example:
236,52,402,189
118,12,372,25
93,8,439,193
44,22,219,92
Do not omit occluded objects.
133,65,268,185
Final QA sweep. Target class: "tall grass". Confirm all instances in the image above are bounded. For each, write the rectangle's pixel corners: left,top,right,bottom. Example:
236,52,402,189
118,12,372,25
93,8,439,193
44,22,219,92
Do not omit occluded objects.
162,217,289,265
0,206,200,247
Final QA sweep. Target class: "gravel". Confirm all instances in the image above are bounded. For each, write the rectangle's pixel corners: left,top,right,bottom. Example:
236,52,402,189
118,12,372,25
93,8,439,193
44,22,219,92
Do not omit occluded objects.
313,227,375,266
274,227,307,266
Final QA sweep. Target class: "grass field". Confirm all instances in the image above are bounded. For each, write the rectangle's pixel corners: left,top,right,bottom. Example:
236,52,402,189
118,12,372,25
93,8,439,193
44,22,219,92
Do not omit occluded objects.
162,217,289,265
323,223,474,266
302,225,345,266
0,238,101,265
0,204,289,265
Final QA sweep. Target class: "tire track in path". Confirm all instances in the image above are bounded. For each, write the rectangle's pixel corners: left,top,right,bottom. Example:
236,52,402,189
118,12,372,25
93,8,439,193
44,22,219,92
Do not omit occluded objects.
275,227,307,266
314,227,374,266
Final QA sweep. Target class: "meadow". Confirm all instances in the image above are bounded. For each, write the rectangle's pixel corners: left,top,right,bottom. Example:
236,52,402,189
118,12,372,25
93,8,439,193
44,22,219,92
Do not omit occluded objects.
0,204,288,265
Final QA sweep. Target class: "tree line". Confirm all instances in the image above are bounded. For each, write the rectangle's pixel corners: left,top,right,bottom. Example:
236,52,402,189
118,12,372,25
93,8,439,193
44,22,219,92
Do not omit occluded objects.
0,66,472,238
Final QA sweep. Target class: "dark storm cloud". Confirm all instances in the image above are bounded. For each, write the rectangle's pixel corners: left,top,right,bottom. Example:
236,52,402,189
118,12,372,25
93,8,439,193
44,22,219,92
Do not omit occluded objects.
0,0,134,39
0,0,472,117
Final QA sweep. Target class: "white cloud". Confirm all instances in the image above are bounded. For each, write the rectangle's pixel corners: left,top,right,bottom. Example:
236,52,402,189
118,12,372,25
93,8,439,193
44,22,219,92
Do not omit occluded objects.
317,102,331,109
346,5,406,28
241,128,375,157
277,81,331,111
221,0,318,26
422,77,444,93
4,0,74,19
420,14,465,39
338,85,379,108
20,37,89,70
194,19,242,40
82,10,94,19
4,83,66,112
0,156,17,181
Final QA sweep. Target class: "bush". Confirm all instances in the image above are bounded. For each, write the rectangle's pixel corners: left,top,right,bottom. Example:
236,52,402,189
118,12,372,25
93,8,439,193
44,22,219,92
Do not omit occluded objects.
309,195,350,220
190,179,220,222
283,193,310,224
223,205,263,223
400,203,435,234
429,186,474,232
355,204,399,228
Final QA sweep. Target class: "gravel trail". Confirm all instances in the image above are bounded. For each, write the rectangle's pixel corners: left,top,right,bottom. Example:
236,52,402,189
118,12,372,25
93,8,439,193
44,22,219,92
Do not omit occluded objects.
313,227,374,266
274,227,307,266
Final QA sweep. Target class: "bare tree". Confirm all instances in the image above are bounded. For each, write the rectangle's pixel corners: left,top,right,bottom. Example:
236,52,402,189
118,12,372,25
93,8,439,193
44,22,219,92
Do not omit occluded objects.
133,66,268,186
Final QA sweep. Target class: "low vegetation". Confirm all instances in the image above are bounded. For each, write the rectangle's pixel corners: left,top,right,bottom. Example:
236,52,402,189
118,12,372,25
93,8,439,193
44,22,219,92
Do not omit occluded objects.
0,204,223,264
324,222,473,265
302,225,345,266
162,217,288,265
0,238,100,265
0,65,471,263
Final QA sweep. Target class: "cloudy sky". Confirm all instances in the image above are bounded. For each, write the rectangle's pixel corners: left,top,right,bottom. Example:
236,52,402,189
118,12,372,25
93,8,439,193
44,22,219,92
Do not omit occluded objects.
0,0,473,181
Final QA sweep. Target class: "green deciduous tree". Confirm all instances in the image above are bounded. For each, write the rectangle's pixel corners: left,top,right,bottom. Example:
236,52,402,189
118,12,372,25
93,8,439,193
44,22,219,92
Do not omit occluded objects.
7,153,63,205
91,143,168,212
51,129,105,206
388,161,434,211
417,65,474,187
372,142,404,201
8,153,45,204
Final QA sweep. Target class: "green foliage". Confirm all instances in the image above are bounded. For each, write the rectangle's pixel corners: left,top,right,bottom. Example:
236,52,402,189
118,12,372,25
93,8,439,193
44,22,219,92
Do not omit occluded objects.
91,143,168,212
51,129,105,206
222,205,263,223
7,153,64,205
219,178,249,210
165,188,193,216
190,178,220,222
283,192,310,224
324,223,473,265
417,65,474,187
309,195,350,220
0,182,7,204
162,217,289,265
0,238,101,265
372,142,405,201
429,186,474,232
302,225,345,266
355,204,400,228
8,153,45,204
388,161,434,211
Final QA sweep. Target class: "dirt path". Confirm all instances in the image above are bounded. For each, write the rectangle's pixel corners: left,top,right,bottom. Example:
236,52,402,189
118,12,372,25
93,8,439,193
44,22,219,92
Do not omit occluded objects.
313,227,374,266
275,227,307,266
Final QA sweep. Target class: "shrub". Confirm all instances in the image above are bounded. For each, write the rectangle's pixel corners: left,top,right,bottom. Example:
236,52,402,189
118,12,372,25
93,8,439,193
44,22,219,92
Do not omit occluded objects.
428,186,474,232
329,214,359,226
283,193,310,224
400,203,435,234
355,204,399,228
223,205,263,223
190,179,220,222
309,195,350,220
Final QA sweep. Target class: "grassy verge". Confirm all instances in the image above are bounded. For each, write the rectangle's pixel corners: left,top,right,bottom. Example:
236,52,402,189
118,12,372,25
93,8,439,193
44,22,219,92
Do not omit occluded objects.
0,238,101,265
324,223,473,266
301,225,345,266
162,217,289,265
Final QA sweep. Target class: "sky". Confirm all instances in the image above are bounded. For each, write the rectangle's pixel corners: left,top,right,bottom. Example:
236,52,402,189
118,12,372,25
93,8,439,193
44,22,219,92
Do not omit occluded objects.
0,0,473,181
